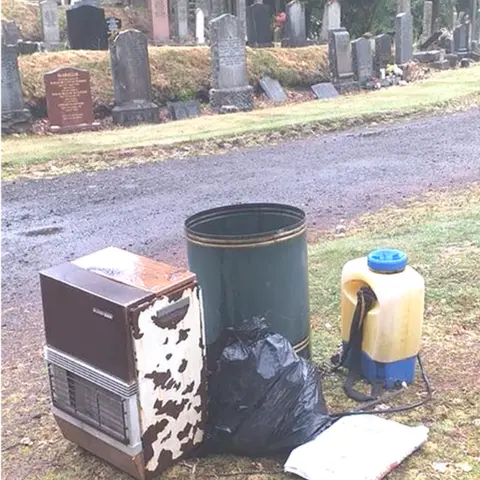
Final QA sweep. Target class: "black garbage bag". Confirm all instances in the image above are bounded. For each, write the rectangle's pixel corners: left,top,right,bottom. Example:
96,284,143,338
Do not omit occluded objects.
204,317,332,456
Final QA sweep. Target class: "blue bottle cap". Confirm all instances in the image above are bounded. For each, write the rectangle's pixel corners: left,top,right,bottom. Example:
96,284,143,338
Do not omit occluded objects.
367,248,408,273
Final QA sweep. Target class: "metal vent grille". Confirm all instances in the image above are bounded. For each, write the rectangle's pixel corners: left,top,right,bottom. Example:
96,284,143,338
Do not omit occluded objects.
48,363,129,444
45,346,137,398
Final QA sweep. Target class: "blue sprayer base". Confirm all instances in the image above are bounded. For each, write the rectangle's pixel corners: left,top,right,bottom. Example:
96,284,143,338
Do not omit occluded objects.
342,341,417,389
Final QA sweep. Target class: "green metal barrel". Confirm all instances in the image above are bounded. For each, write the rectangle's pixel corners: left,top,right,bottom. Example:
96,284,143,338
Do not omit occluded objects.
184,203,311,367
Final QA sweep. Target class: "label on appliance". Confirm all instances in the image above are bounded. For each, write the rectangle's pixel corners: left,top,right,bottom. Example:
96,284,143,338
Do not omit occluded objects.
93,307,114,320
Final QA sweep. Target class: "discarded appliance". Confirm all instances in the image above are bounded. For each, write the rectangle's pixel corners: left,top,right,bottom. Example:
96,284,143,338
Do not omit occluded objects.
40,247,206,480
185,203,311,369
284,414,429,480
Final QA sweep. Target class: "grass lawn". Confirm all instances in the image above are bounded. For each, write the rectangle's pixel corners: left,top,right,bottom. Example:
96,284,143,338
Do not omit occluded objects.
3,184,479,480
2,65,480,180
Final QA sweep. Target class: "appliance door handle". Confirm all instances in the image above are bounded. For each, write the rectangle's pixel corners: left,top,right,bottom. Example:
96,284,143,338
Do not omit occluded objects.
151,297,190,328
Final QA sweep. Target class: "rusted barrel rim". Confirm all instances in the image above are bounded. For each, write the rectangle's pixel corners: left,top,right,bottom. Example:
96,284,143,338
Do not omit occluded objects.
185,203,306,248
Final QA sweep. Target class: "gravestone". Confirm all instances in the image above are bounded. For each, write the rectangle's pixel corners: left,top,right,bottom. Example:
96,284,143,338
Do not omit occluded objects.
40,0,60,46
1,43,32,134
328,28,358,94
320,0,341,43
421,1,433,42
395,12,413,65
374,34,392,73
196,8,205,44
235,0,247,39
396,0,411,14
259,76,287,102
1,21,21,45
352,37,373,86
66,4,108,50
173,0,189,41
167,100,201,120
282,0,308,47
105,16,122,36
17,40,41,55
149,0,170,43
44,67,98,132
209,14,253,112
453,24,469,56
311,82,339,99
246,3,273,47
110,30,159,125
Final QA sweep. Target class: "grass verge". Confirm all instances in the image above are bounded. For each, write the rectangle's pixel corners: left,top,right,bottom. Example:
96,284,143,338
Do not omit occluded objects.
2,65,480,181
2,184,479,480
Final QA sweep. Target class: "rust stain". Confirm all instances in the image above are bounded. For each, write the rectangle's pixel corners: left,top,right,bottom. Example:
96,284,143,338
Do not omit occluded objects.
151,303,189,330
164,377,182,391
167,289,183,302
163,337,169,345
176,328,190,344
178,359,188,373
153,398,189,419
130,310,144,340
179,437,196,454
181,381,195,395
142,419,168,465
145,369,172,389
166,353,172,360
149,449,174,477
159,431,172,443
177,422,192,441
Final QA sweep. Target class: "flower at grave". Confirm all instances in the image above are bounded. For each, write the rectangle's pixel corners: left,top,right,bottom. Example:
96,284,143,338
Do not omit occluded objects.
275,12,286,27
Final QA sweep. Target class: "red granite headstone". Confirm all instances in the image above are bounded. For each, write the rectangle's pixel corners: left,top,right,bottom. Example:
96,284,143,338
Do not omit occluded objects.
44,67,99,133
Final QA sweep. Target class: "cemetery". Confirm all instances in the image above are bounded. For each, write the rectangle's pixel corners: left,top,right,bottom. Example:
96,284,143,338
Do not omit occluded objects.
1,3,480,479
1,0,479,135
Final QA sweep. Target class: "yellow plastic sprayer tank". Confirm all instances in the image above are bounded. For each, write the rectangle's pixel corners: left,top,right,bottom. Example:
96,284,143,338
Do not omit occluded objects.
341,249,425,388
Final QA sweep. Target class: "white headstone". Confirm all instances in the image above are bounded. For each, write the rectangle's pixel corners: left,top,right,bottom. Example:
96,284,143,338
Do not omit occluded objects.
320,0,341,43
196,8,205,44
40,0,60,45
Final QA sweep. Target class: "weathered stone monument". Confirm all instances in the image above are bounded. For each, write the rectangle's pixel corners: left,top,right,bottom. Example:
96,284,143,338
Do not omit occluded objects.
395,12,413,64
282,0,308,47
246,3,273,47
396,0,411,14
149,0,170,43
311,82,339,99
66,4,108,50
105,16,122,37
453,24,469,56
196,8,205,44
44,67,98,132
1,43,32,134
235,0,247,39
110,29,159,125
40,0,60,47
259,76,287,102
1,21,22,45
328,28,358,94
352,37,373,86
172,0,189,42
209,14,253,112
167,100,201,120
320,0,341,43
421,1,433,42
374,33,393,75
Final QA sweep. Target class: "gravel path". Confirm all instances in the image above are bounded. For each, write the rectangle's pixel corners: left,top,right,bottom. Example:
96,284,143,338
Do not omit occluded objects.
1,109,479,478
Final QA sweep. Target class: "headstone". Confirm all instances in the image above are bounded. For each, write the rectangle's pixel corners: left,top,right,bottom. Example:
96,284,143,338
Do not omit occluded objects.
395,12,413,65
195,8,205,44
246,3,273,47
209,14,253,112
173,0,189,41
311,82,339,99
421,1,433,42
235,0,247,39
44,67,98,132
374,34,392,73
396,0,411,14
105,16,122,36
16,40,42,55
40,0,60,46
1,21,21,45
282,0,308,47
452,10,458,29
352,37,373,86
328,28,358,94
1,43,32,134
110,30,159,125
259,76,287,102
167,100,201,120
453,24,469,56
320,0,341,43
66,5,108,50
149,0,170,43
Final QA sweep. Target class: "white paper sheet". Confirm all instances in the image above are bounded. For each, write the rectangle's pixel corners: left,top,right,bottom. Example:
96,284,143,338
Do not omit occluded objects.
284,414,429,480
